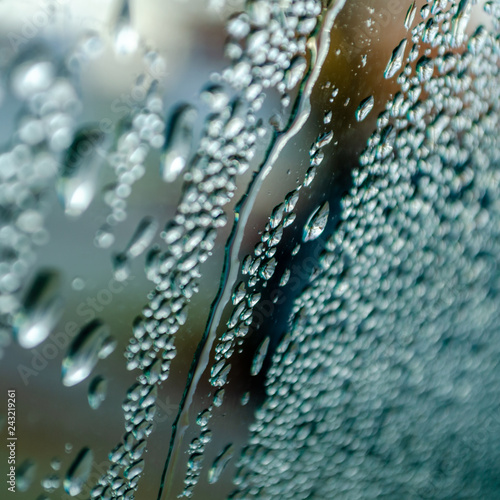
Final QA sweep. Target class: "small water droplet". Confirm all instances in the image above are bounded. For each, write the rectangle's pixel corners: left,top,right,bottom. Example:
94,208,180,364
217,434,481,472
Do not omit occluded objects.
94,225,115,249
41,474,60,492
88,376,108,410
284,56,307,90
213,388,225,407
51,458,61,471
280,268,291,287
420,3,431,19
260,258,277,280
241,391,250,405
207,444,234,484
251,336,270,376
161,104,197,183
303,202,330,242
71,277,85,291
112,253,131,282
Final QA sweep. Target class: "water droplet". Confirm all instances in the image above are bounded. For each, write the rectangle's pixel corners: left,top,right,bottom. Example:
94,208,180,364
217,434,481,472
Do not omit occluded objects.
315,130,334,148
284,56,307,90
112,253,131,282
200,84,229,112
247,0,271,27
384,39,407,79
260,258,277,280
451,0,472,47
420,3,431,19
11,59,55,100
51,458,61,471
241,392,250,405
13,270,64,349
122,216,158,259
64,447,93,496
196,409,211,427
98,336,117,360
94,225,115,249
251,336,270,376
207,444,234,484
71,277,85,291
16,459,36,492
213,388,225,407
58,128,109,217
355,95,375,122
416,55,434,82
114,0,139,55
41,474,60,492
161,104,197,183
303,202,330,242
280,268,291,287
405,1,417,30
62,320,114,387
88,376,108,410
285,189,300,212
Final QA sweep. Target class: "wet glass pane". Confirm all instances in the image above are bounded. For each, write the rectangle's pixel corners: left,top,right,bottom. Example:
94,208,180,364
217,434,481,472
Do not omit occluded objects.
1,0,500,499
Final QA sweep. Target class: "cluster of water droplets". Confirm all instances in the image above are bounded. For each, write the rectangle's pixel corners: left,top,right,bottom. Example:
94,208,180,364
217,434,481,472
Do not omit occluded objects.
0,43,85,360
172,117,333,497
232,1,500,498
88,0,329,496
99,54,166,245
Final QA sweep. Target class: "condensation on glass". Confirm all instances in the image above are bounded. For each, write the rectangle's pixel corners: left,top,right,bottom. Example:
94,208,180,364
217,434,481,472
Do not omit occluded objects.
1,0,500,499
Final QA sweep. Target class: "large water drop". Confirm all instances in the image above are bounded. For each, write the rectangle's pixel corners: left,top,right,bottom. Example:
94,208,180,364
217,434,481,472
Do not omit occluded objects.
384,39,407,79
57,128,109,217
13,270,64,349
62,320,114,387
207,444,234,484
161,104,197,183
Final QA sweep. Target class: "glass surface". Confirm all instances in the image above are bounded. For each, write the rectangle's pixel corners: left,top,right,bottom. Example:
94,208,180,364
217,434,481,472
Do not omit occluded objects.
1,0,500,499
